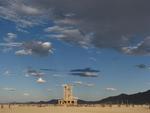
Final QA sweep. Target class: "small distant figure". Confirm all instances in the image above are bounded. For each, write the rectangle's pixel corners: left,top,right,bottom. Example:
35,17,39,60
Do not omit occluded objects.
8,104,11,109
118,104,121,107
1,104,4,109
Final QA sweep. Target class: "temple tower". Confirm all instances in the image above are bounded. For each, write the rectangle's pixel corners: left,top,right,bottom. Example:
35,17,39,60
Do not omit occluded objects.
58,84,77,106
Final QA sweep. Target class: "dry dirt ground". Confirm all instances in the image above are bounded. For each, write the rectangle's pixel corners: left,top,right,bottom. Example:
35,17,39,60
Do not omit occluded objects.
0,105,149,113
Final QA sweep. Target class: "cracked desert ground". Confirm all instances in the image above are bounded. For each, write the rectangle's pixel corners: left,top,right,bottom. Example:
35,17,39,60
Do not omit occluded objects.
0,105,149,113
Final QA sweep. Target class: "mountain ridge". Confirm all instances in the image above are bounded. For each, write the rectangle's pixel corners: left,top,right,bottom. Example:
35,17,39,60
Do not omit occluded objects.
12,90,150,105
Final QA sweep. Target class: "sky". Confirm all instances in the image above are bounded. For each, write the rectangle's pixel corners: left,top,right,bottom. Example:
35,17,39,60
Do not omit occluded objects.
0,0,150,103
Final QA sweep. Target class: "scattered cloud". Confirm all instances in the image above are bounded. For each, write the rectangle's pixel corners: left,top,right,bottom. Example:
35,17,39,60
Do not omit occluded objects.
15,49,32,56
0,40,53,56
0,42,22,47
40,68,56,72
26,68,45,77
52,74,64,78
41,0,150,55
16,27,29,33
45,26,92,48
47,89,52,92
23,93,30,96
135,64,150,69
37,77,46,83
16,41,53,56
25,73,30,77
73,81,83,85
4,33,17,43
85,83,95,87
26,68,47,83
89,57,97,62
3,87,16,91
136,64,147,69
121,37,150,55
0,41,22,53
3,70,14,76
0,0,51,27
0,0,150,55
106,88,117,91
73,81,95,87
70,67,100,77
36,77,46,84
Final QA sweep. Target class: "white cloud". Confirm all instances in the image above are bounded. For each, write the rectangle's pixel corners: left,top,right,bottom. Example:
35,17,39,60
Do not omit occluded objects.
3,70,11,76
37,77,46,83
47,89,52,92
121,37,150,55
23,93,30,96
4,33,17,42
44,25,92,48
15,49,32,56
52,74,63,77
0,40,53,56
25,73,30,77
3,87,16,91
73,81,95,87
16,27,29,33
0,0,50,27
27,68,45,77
73,81,83,85
0,42,22,53
106,88,117,91
89,57,97,62
44,26,67,33
85,83,95,87
19,4,41,16
15,41,53,56
0,42,22,47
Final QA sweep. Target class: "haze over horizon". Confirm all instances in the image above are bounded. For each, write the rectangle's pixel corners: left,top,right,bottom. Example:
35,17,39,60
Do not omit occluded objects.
0,0,150,103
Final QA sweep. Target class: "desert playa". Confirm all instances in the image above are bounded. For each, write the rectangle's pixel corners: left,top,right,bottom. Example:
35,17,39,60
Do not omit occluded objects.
0,105,150,113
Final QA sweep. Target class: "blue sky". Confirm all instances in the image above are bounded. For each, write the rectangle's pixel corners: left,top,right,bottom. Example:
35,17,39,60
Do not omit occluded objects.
0,0,150,103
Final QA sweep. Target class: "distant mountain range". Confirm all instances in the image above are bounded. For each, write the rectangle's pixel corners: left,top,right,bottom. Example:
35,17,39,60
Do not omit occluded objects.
78,90,150,104
21,90,150,105
99,90,150,104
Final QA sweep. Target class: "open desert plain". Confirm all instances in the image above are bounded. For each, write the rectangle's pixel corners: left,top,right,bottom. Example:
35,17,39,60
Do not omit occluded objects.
0,105,150,113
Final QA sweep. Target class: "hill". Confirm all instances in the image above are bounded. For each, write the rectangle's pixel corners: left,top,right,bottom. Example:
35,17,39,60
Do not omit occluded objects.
99,90,150,104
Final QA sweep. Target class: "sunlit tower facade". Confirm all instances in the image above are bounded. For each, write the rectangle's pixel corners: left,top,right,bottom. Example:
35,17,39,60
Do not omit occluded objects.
58,84,77,106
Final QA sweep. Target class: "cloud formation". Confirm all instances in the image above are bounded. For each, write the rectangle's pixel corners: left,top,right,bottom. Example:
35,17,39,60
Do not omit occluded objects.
26,68,46,84
3,70,14,76
0,32,19,52
15,41,53,56
135,64,150,69
36,77,46,83
106,88,117,91
26,68,45,77
1,0,150,55
73,81,95,87
42,0,150,55
122,37,150,55
0,36,53,56
4,33,17,43
0,0,50,27
44,26,91,48
23,93,30,96
70,67,99,77
3,87,16,91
